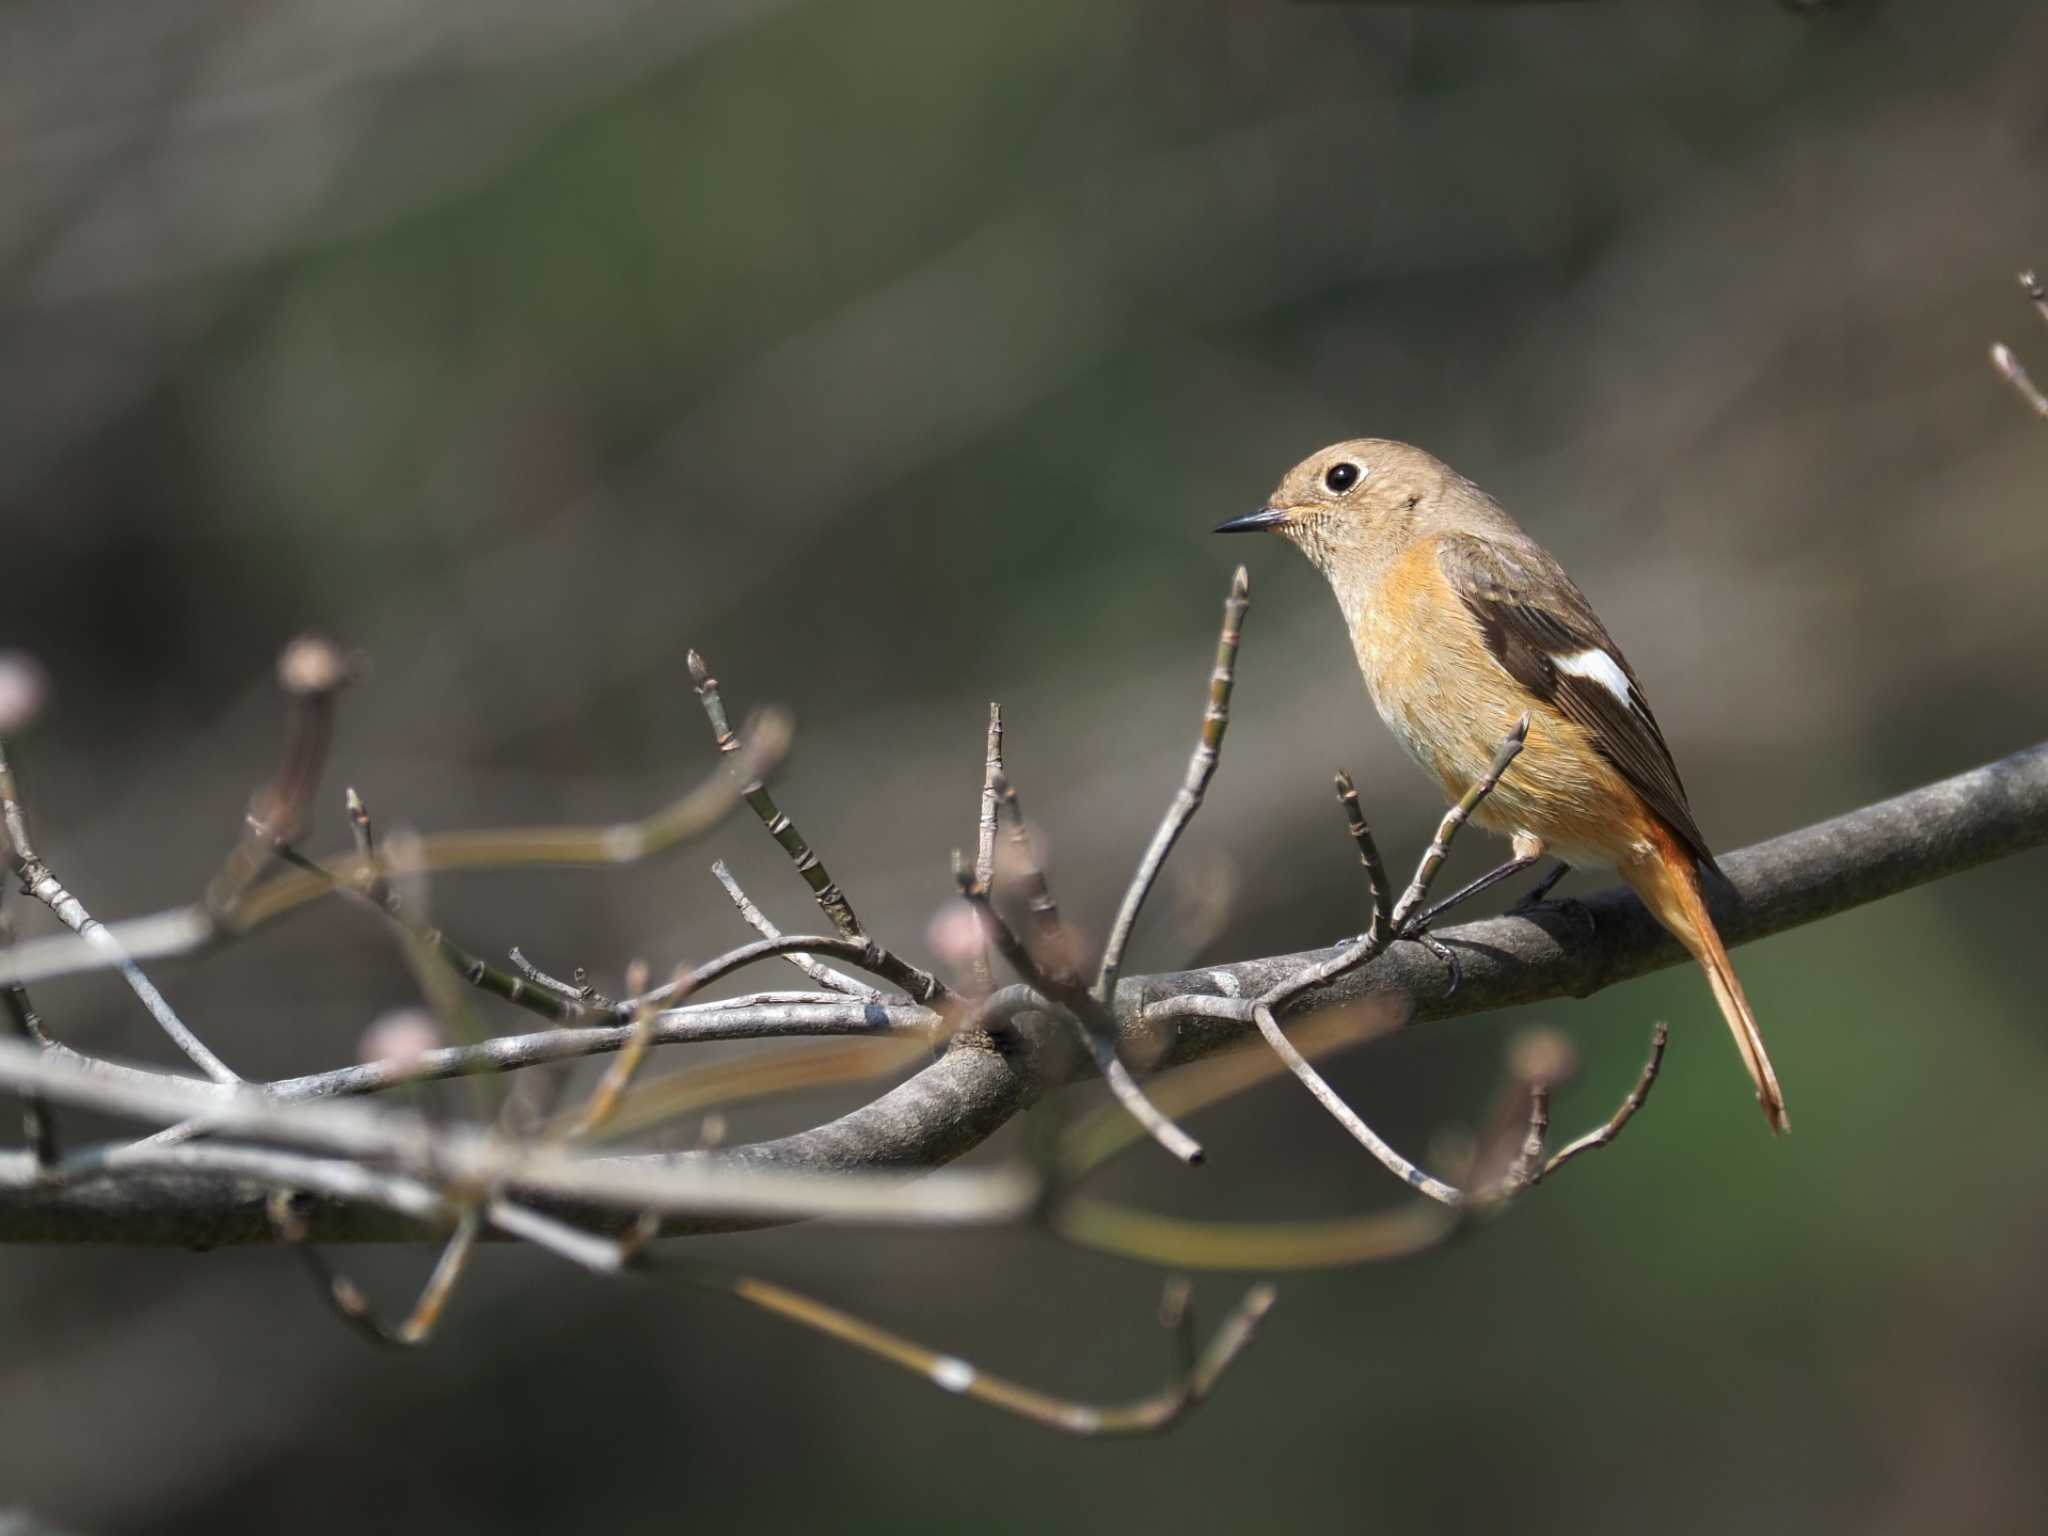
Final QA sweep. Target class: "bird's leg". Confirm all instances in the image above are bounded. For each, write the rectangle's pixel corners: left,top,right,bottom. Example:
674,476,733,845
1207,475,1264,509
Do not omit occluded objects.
1395,828,1547,936
1506,858,1597,943
1510,858,1571,912
1383,857,1538,998
1407,853,1542,932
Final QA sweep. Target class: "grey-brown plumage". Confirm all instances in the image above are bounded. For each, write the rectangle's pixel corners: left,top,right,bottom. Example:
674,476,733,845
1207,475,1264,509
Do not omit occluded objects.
1219,437,1788,1133
1434,533,1721,877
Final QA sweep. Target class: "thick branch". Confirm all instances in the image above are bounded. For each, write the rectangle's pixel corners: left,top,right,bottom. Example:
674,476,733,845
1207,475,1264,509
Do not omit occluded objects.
1,740,2043,1244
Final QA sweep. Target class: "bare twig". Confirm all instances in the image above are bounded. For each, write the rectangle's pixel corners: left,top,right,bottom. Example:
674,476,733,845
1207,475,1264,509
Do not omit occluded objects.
1057,1016,1657,1272
0,725,2041,1253
547,1036,925,1146
1250,1002,1466,1205
966,702,1005,995
652,1260,1276,1436
0,1037,1038,1230
0,710,794,994
208,634,351,919
508,946,600,1006
689,651,863,939
1990,343,2048,418
271,1193,482,1349
1388,717,1530,932
1989,270,2048,419
556,964,668,1143
1096,566,1250,1003
960,850,1204,1167
2025,268,2048,330
1251,719,1528,1019
1334,769,1394,939
626,931,945,1012
711,861,881,998
0,739,239,1083
988,772,1077,977
264,998,934,1105
1535,1021,1669,1182
266,833,578,1027
687,649,943,1005
0,890,57,1165
1057,1194,1458,1273
483,1196,637,1273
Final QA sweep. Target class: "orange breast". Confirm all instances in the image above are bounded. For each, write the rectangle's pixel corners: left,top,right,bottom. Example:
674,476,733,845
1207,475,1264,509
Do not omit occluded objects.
1349,538,1654,869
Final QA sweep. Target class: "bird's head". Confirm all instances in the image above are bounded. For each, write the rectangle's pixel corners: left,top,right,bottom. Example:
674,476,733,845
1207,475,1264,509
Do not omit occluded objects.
1216,438,1456,575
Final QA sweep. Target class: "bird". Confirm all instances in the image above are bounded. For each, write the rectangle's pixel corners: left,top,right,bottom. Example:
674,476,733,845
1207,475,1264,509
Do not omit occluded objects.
1217,439,1788,1134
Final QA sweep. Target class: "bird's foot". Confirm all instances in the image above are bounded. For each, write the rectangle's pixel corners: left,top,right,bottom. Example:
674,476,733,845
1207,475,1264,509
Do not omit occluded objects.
1336,917,1462,996
1391,913,1462,997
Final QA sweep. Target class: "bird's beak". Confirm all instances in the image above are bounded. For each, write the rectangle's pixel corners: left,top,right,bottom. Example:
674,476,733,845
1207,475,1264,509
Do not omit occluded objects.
1214,505,1291,535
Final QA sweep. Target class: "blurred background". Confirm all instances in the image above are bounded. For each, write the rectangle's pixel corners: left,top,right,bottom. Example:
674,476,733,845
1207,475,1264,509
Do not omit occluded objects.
3,0,2047,1530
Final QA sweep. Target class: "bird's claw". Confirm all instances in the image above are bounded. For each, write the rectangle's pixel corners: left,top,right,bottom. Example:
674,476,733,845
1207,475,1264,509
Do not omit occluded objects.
1393,914,1461,996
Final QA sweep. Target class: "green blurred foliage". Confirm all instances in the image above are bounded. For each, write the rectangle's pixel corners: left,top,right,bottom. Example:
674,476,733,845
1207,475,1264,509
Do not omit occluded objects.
2,0,2046,1531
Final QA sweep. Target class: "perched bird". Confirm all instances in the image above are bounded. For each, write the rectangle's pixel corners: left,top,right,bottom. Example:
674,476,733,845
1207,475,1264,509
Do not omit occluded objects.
1218,439,1787,1133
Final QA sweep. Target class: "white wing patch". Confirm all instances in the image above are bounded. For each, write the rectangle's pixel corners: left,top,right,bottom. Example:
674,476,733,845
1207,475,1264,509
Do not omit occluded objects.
1554,647,1633,704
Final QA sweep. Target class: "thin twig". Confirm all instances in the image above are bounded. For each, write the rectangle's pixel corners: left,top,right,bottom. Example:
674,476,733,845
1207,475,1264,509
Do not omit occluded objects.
687,650,943,1004
1250,1003,1465,1204
1535,1022,1669,1183
508,946,599,1005
711,861,881,998
408,1184,1274,1432
625,930,945,1012
556,964,669,1143
1056,1195,1457,1273
262,998,934,1105
267,835,578,1026
5,739,2042,1248
1988,269,2048,419
0,711,794,994
967,702,1005,995
208,635,351,919
1251,719,1529,1019
1990,343,2048,419
483,1196,636,1273
99,993,925,1162
4,1036,1037,1228
651,1259,1276,1436
989,771,1076,977
239,705,796,927
271,1194,482,1348
0,739,239,1083
1095,566,1250,1003
1236,724,1548,1201
546,1036,924,1146
0,891,57,1165
689,650,863,940
1334,769,1393,937
1389,717,1530,931
2024,268,2048,330
959,858,1204,1167
1058,1015,1654,1273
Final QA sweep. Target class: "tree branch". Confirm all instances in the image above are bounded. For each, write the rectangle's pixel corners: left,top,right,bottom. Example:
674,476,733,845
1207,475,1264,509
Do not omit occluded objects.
2,736,2042,1244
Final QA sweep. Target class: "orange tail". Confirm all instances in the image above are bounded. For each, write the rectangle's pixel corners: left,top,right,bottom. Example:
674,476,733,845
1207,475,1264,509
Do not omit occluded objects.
1622,827,1789,1135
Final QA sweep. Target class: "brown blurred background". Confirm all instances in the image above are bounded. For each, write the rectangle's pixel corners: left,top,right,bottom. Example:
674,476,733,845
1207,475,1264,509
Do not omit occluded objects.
4,0,2047,1530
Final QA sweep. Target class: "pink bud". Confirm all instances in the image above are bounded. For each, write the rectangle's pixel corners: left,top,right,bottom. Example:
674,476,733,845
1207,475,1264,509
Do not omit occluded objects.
925,900,992,969
359,1008,440,1069
0,651,50,734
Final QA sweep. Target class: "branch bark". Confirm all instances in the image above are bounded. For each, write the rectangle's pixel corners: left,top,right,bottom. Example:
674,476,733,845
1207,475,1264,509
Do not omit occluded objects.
2,739,2043,1245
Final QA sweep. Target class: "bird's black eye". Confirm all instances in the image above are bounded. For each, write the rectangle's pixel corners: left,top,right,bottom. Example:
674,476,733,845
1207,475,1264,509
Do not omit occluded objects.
1323,461,1361,494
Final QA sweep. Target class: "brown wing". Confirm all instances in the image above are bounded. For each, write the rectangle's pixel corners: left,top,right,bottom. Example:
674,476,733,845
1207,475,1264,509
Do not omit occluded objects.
1435,533,1719,874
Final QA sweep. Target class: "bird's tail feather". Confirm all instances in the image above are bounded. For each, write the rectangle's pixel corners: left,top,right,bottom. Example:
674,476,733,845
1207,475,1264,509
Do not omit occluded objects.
1623,825,1789,1135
